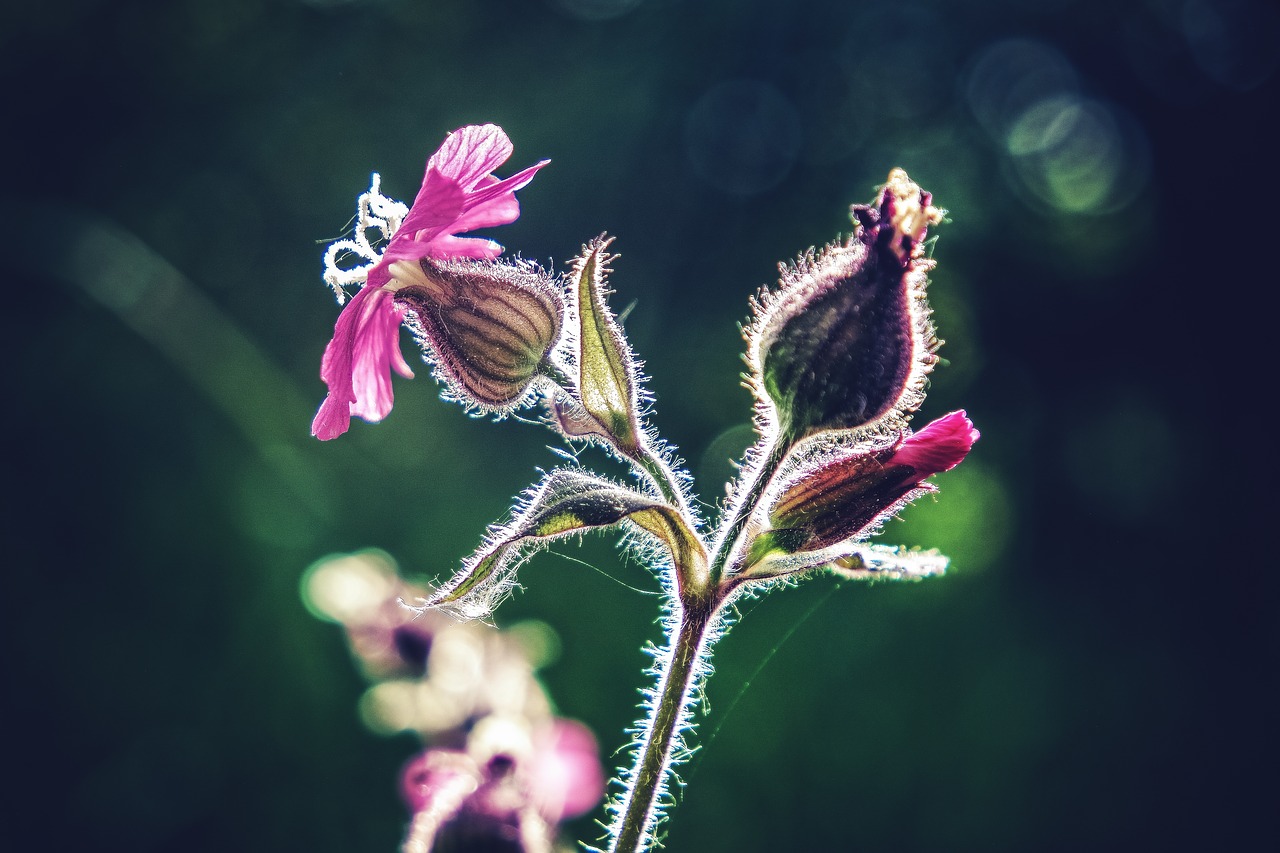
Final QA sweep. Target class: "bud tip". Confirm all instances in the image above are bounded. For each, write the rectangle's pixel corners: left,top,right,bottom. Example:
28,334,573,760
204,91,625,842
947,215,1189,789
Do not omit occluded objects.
892,410,979,477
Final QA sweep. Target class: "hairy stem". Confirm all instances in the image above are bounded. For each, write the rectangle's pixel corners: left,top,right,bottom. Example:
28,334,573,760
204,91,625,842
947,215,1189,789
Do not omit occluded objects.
629,443,696,522
707,436,790,586
610,434,792,851
611,596,717,853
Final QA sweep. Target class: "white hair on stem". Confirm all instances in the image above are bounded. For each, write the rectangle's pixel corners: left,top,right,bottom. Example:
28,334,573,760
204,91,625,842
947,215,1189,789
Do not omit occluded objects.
597,591,736,853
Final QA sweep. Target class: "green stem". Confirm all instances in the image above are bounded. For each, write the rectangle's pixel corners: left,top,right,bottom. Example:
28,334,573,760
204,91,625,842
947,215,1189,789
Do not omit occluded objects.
707,435,790,586
610,435,793,852
628,443,695,521
610,596,717,853
541,358,694,523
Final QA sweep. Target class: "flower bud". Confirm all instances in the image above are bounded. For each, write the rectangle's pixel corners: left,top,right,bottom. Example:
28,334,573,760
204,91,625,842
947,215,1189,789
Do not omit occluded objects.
387,257,564,411
747,169,943,442
740,410,978,579
561,237,642,453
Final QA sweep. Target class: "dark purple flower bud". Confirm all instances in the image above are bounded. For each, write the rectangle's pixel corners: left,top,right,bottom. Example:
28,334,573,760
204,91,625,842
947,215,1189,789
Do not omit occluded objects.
386,257,564,412
747,170,944,443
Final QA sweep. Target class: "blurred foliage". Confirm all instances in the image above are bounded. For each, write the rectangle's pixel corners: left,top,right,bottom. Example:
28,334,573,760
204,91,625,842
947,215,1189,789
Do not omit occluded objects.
3,0,1273,850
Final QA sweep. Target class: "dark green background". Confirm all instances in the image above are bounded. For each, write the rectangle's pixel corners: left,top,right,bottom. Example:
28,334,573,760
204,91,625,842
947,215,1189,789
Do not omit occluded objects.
4,0,1273,850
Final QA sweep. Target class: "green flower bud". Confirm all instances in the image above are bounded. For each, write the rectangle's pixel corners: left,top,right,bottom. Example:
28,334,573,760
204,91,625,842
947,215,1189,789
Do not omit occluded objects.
557,236,642,453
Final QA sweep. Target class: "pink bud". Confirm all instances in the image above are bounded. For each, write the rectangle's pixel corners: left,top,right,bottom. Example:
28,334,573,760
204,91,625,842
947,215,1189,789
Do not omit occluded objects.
891,410,980,477
741,411,977,577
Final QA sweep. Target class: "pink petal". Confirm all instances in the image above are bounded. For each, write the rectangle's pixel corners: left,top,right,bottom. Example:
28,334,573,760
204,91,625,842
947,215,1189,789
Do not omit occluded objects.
386,161,549,265
398,170,469,238
448,194,523,235
432,124,515,187
311,390,353,441
416,234,506,260
349,292,412,421
397,125,512,238
400,155,547,242
892,410,979,476
453,160,549,224
311,286,413,440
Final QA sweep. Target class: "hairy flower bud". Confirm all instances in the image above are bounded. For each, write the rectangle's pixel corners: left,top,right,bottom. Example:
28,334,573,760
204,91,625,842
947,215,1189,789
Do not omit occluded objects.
387,257,564,411
747,169,943,442
556,237,643,453
740,410,978,580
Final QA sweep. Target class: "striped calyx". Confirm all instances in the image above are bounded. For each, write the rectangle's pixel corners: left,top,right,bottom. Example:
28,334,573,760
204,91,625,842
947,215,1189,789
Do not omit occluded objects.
388,257,564,410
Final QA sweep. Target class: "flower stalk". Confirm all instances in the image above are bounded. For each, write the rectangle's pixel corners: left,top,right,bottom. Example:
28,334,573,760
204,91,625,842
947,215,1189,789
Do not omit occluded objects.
610,593,717,853
707,435,792,588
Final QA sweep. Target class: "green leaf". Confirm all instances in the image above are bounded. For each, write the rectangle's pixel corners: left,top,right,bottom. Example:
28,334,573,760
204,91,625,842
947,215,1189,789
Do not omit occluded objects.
426,469,705,615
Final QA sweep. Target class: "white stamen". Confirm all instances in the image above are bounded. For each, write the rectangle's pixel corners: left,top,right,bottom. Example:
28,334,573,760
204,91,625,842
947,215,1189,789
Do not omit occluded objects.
323,173,410,304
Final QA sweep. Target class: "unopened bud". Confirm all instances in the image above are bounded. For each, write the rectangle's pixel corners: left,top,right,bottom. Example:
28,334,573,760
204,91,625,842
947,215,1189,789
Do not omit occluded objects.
748,169,944,442
741,411,977,579
563,237,642,453
388,257,564,410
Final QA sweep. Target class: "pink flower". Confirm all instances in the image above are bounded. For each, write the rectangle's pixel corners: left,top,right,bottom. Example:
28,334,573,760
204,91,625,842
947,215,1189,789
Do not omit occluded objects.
398,720,604,852
312,125,549,440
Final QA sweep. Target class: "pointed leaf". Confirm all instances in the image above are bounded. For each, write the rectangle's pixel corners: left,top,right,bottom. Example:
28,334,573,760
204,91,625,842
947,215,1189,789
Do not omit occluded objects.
425,469,704,616
828,544,949,580
739,542,949,585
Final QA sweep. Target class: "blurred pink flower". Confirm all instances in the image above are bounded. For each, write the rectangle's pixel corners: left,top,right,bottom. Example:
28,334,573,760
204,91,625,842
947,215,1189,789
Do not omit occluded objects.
401,749,479,815
531,719,606,822
400,721,604,852
312,125,548,440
